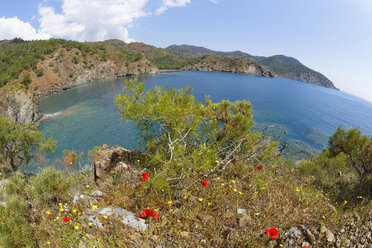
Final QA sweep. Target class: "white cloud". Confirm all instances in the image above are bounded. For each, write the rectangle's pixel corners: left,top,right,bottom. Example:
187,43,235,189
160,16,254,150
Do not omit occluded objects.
0,0,193,42
156,0,191,15
0,17,51,40
38,0,150,42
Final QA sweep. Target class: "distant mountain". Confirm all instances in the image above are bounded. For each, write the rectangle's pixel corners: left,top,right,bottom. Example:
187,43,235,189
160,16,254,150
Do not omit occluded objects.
166,45,337,89
104,40,275,77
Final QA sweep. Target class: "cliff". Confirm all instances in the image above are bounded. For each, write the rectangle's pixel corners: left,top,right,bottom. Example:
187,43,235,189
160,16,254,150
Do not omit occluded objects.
0,87,42,123
182,55,276,77
27,47,158,98
0,39,158,123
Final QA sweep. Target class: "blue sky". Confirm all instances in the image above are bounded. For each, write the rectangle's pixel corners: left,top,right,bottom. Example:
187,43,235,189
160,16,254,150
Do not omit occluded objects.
0,0,371,102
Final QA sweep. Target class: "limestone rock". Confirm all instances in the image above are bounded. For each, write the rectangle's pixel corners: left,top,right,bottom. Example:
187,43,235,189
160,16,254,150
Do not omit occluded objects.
73,194,98,206
236,208,247,214
93,145,140,182
326,230,335,243
88,215,104,228
98,207,148,231
288,227,302,240
90,190,105,197
0,89,42,124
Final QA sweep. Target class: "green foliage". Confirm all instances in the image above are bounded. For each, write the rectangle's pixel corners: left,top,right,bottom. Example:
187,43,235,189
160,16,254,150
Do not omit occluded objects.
72,56,79,64
115,79,278,190
0,196,36,248
5,173,31,198
36,68,44,77
31,167,72,203
0,117,57,172
21,73,32,88
62,150,79,166
0,39,109,88
299,127,372,203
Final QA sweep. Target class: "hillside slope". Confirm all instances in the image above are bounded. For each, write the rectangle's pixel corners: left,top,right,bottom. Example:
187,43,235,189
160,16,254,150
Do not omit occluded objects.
104,40,275,77
0,39,158,123
167,44,337,89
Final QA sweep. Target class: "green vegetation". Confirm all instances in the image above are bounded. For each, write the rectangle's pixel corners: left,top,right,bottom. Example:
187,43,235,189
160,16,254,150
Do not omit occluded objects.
0,39,116,88
0,117,56,172
299,126,372,204
36,68,44,77
0,80,369,247
115,79,278,191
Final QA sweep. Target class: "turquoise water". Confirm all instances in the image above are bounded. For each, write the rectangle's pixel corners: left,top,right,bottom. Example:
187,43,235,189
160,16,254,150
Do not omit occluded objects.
37,71,372,167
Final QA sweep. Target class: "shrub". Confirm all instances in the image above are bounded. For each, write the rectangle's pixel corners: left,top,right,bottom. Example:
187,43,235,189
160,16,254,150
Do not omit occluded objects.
0,117,56,172
0,196,35,248
31,167,72,203
21,73,32,88
36,68,44,77
5,173,31,198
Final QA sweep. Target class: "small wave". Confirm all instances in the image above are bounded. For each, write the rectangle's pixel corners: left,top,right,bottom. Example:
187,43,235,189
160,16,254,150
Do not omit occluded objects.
42,111,63,119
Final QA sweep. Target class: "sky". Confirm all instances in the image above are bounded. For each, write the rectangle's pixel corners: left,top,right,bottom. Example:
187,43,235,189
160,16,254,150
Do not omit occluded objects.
0,0,371,102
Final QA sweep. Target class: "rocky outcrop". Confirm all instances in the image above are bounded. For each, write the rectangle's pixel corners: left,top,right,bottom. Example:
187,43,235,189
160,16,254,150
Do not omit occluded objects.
0,46,158,123
28,47,158,98
93,144,142,183
182,55,276,78
0,88,42,123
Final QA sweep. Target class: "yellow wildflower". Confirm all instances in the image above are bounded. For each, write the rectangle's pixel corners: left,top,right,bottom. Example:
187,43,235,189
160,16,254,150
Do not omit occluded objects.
75,226,79,230
216,160,220,164
177,219,181,223
234,189,237,192
239,191,243,195
255,213,260,216
73,209,77,213
208,202,212,206
104,215,108,219
344,200,347,204
88,222,93,226
92,205,98,210
47,242,50,245
232,180,236,184
86,185,90,188
60,208,64,212
357,196,363,199
221,183,225,186
198,198,203,202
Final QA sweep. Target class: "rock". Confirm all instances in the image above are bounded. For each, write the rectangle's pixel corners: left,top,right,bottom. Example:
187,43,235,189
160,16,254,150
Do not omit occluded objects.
0,201,6,207
73,194,98,206
306,229,316,244
0,89,42,124
88,215,104,228
93,145,140,182
326,230,335,243
288,227,302,240
90,190,105,197
98,207,147,231
236,208,247,214
320,224,327,233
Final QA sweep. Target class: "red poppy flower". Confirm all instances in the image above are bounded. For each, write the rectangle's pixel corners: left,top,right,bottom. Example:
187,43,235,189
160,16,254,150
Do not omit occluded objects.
48,213,53,217
266,228,279,239
200,180,208,187
276,165,280,169
63,217,70,222
74,204,76,209
139,209,159,219
141,172,149,181
138,184,142,188
227,188,231,192
303,246,308,248
257,165,263,170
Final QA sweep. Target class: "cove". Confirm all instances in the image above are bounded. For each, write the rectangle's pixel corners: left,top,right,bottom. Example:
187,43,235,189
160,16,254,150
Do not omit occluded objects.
37,71,372,168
